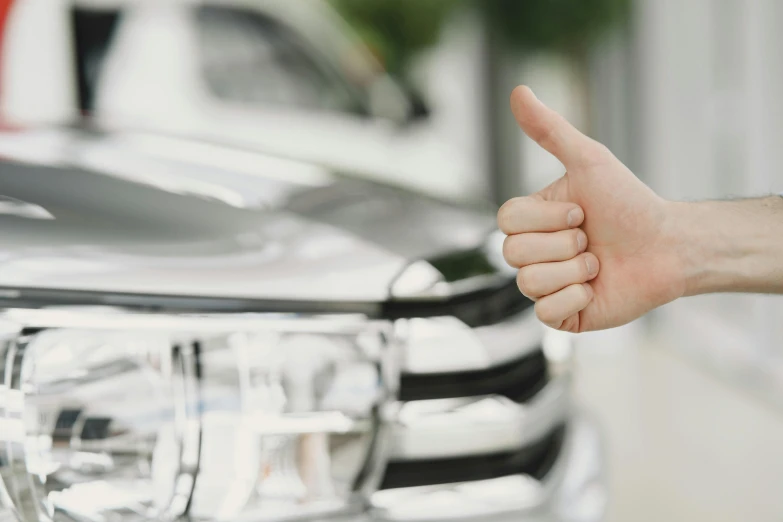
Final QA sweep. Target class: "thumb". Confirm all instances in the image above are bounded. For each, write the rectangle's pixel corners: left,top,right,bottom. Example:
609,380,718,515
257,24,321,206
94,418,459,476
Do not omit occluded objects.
510,86,595,168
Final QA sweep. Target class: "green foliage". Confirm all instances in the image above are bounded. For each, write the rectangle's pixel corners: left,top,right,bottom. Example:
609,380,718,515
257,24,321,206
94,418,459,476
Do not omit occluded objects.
480,0,631,51
329,0,631,75
329,0,456,77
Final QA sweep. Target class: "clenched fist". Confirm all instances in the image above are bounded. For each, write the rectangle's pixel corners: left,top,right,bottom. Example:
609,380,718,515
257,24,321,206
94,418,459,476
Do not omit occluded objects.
499,86,688,332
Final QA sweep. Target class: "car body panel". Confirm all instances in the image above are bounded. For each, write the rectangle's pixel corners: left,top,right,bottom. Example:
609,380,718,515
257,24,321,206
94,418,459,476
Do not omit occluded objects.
0,128,498,305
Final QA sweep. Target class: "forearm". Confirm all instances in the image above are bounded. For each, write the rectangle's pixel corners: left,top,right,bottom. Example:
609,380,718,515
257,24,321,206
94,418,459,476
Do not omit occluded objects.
668,196,783,296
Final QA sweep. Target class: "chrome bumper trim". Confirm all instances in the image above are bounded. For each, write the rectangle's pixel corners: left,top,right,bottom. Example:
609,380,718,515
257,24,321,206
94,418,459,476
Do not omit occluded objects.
371,413,606,522
388,374,571,460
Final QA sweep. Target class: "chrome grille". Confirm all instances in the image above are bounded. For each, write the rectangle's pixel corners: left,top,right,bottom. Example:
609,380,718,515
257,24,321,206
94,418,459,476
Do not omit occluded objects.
377,276,572,518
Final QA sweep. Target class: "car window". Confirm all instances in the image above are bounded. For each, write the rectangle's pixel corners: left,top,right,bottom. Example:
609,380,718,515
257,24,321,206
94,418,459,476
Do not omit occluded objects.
195,6,367,115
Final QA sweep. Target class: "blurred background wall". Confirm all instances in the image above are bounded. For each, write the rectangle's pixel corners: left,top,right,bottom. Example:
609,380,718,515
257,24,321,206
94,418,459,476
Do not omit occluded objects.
633,0,783,407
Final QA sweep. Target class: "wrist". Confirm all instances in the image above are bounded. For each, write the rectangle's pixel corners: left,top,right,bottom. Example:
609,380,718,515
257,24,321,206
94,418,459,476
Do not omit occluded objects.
665,200,719,297
666,197,783,296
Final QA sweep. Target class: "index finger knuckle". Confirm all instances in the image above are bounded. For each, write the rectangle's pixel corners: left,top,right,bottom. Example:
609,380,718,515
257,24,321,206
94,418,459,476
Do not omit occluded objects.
497,197,526,233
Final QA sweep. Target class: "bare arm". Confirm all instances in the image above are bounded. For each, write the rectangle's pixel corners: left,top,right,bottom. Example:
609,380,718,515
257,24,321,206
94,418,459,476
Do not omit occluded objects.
672,197,783,296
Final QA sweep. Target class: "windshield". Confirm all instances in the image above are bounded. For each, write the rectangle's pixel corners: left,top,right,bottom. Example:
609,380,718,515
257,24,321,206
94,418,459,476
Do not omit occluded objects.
195,6,370,116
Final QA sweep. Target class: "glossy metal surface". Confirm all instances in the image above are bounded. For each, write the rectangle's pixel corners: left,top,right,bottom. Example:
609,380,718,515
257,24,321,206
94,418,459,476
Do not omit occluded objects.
388,375,571,460
400,308,543,375
0,128,499,307
371,414,606,522
0,118,595,522
235,414,604,522
0,308,396,522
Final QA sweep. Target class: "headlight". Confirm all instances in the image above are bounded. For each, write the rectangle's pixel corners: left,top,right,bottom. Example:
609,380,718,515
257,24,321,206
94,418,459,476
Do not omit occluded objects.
0,309,396,522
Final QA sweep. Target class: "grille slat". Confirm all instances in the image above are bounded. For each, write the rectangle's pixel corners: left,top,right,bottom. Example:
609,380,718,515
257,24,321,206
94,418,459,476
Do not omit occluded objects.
399,349,549,403
380,424,566,490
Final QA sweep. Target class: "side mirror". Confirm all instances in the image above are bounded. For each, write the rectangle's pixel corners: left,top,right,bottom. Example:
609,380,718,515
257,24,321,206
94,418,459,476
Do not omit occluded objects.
367,77,431,126
368,77,411,125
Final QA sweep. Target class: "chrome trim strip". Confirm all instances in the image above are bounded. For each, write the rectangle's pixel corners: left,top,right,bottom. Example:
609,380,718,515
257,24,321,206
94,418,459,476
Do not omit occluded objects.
401,307,543,375
370,413,605,522
0,308,380,334
388,374,571,460
472,307,544,369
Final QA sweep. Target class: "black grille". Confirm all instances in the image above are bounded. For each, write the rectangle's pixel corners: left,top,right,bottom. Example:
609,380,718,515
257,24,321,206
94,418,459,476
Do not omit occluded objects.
399,349,549,403
382,278,533,328
80,417,112,441
380,424,566,490
53,408,83,442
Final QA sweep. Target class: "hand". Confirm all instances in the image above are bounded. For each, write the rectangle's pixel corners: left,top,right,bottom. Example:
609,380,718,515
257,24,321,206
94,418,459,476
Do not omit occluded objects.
499,86,687,332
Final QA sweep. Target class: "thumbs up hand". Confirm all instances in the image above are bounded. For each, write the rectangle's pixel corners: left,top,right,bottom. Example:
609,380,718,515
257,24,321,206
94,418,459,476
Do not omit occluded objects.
499,86,686,332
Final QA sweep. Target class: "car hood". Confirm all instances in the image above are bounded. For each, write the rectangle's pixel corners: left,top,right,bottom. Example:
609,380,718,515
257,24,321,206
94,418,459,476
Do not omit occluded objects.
0,131,500,309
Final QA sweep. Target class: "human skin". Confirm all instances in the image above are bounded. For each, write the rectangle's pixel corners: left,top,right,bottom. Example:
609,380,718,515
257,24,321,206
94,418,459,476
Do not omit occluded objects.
498,86,783,333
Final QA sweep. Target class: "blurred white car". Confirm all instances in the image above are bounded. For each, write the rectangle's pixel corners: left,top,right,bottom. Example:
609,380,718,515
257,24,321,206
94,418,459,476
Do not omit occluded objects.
0,0,483,200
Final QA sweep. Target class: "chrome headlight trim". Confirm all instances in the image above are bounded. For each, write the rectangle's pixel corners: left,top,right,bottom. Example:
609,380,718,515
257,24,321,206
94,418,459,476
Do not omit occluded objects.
0,308,378,334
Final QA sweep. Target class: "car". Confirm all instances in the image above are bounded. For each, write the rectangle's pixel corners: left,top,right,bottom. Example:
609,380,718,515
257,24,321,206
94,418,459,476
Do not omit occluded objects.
1,0,484,201
0,125,605,522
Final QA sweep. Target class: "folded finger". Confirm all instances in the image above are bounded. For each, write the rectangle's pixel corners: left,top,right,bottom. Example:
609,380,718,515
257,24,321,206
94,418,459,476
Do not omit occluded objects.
535,283,595,329
498,197,584,235
517,253,599,298
503,229,588,268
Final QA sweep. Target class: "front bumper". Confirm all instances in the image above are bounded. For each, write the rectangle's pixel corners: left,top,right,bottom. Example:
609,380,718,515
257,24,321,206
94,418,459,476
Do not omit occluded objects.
368,412,606,522
0,292,606,522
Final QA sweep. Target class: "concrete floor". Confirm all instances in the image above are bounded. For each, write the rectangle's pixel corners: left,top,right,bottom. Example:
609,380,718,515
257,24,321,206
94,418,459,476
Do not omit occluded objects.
572,325,783,522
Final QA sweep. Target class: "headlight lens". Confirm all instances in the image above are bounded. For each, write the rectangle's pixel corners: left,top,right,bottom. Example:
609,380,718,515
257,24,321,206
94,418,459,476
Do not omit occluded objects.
0,309,395,522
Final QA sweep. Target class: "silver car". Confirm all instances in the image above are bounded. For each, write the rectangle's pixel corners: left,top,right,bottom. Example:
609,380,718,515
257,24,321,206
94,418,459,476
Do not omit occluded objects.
0,127,605,522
